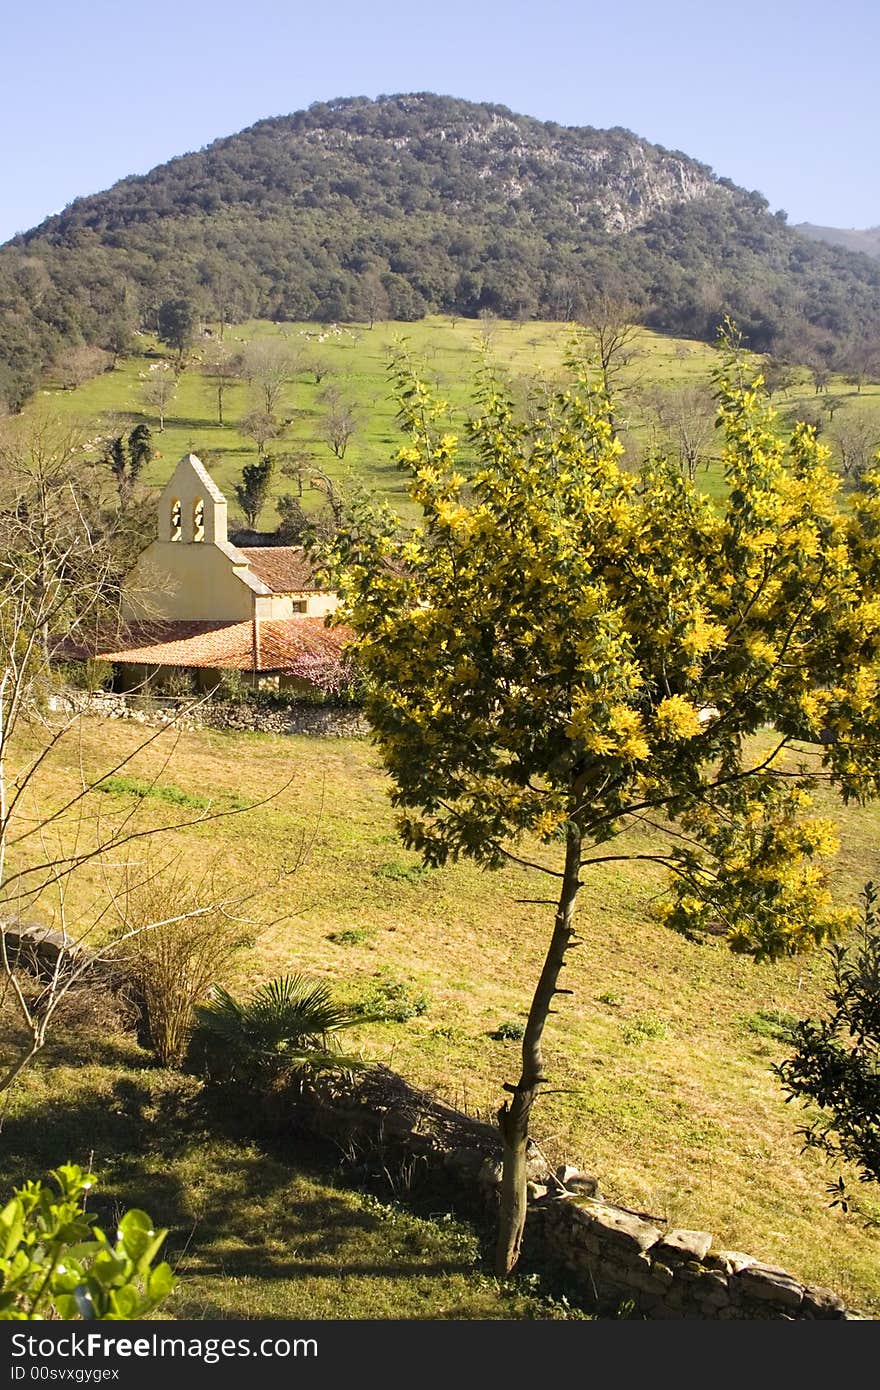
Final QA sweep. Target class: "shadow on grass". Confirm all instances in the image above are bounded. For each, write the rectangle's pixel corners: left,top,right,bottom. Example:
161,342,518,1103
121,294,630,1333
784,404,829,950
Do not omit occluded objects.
0,1047,494,1321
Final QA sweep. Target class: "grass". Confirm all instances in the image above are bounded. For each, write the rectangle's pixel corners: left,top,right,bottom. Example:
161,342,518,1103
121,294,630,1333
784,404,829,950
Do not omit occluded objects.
5,714,880,1316
28,315,880,523
99,773,212,811
0,1047,585,1321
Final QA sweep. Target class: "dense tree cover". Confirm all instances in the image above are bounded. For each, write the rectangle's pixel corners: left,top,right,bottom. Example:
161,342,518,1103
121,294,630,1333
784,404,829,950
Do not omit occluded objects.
3,95,880,411
322,332,880,1273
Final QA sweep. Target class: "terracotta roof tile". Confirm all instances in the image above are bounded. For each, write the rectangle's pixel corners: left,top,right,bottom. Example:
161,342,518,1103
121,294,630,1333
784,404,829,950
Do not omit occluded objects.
237,547,322,593
56,619,351,678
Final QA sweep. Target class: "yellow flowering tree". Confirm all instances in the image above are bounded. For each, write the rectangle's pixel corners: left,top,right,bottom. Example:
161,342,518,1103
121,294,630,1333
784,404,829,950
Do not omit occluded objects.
321,329,880,1276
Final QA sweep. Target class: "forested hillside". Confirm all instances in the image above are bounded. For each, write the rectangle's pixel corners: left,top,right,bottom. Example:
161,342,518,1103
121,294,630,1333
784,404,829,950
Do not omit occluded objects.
4,92,880,409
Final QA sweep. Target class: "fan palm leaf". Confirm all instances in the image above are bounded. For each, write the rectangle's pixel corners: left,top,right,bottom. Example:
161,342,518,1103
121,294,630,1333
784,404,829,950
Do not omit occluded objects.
191,974,370,1080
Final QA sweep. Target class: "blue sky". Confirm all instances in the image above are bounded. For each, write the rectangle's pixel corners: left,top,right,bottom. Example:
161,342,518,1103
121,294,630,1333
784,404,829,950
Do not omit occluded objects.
1,0,878,243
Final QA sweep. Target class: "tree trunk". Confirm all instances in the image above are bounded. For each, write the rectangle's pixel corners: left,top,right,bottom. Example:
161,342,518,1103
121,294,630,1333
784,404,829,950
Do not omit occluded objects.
495,820,582,1276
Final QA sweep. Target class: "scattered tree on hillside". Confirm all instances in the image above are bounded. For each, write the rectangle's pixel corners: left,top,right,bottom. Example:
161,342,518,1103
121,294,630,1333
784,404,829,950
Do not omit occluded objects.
841,337,880,395
323,403,358,460
234,456,275,528
157,297,198,366
102,306,138,369
320,327,880,1275
760,357,799,400
640,382,718,480
102,423,153,502
55,345,110,391
139,365,178,432
200,343,239,426
242,339,301,419
579,295,640,417
776,882,880,1199
127,422,153,478
808,359,831,394
828,411,880,482
821,394,846,423
306,355,333,385
356,273,391,329
240,408,281,457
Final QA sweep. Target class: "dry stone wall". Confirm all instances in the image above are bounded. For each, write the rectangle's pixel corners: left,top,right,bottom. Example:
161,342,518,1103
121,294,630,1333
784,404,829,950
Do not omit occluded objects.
50,689,369,737
286,1068,860,1320
532,1185,853,1319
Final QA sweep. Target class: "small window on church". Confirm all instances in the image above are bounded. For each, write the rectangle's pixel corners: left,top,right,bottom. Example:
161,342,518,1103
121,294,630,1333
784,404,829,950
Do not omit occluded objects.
170,498,182,541
193,498,205,542
291,599,307,613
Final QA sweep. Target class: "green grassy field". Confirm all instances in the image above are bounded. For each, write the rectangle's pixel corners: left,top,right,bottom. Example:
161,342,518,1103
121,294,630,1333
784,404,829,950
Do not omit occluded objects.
6,716,880,1317
30,316,880,521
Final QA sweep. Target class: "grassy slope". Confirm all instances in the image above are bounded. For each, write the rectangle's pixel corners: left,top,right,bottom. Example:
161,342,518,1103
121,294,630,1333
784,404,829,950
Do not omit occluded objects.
13,316,880,1317
30,315,880,519
0,1057,575,1321
7,716,880,1316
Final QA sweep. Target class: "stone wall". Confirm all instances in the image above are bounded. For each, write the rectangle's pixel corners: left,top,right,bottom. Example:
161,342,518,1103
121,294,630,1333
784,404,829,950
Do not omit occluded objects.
49,689,369,738
533,1186,853,1319
284,1067,860,1320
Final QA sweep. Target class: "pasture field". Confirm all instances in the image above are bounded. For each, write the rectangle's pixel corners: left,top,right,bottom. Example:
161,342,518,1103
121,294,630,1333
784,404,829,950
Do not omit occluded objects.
5,715,879,1316
29,316,880,520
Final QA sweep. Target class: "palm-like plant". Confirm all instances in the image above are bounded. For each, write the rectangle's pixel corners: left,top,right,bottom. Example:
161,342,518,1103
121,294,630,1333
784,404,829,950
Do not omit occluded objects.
191,974,370,1082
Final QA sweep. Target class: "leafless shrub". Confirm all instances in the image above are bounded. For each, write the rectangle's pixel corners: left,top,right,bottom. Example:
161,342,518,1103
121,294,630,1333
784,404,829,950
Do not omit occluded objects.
113,861,254,1068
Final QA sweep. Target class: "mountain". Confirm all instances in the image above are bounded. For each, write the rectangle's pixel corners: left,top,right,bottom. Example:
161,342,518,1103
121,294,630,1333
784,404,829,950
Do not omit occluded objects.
794,223,880,260
4,92,880,410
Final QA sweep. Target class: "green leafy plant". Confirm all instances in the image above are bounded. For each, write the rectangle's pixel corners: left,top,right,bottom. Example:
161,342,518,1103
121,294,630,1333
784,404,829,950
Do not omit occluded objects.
0,1164,174,1321
191,974,370,1081
776,881,880,1196
491,1021,526,1042
372,859,433,885
621,1014,669,1045
327,927,373,946
742,1008,799,1043
354,972,429,1023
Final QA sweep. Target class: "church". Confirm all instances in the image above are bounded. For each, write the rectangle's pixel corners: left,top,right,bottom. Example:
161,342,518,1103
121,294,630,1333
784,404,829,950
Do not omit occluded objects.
69,454,350,694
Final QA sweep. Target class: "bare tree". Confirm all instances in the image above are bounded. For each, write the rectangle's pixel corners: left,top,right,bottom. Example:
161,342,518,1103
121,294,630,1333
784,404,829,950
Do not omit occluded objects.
323,405,358,460
139,364,178,433
828,410,880,481
240,409,282,457
578,295,641,411
760,357,799,400
241,339,301,420
357,274,391,330
478,309,498,348
841,337,880,395
200,344,239,427
821,394,847,423
640,382,718,481
305,356,333,386
55,345,110,392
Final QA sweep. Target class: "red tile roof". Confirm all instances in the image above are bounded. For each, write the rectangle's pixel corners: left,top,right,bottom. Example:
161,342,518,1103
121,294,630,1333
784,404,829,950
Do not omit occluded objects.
236,547,323,593
56,618,351,677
